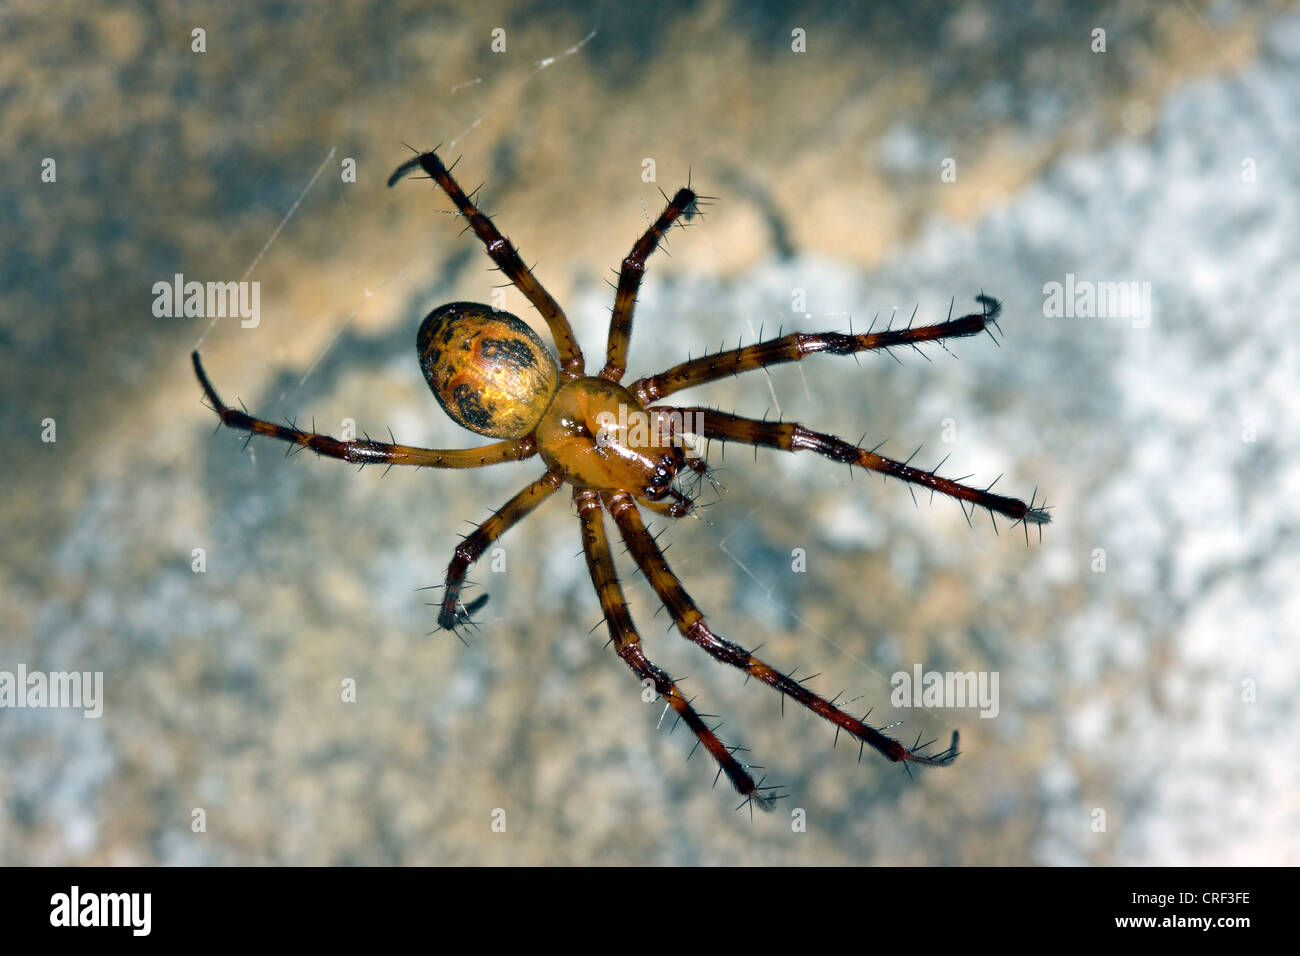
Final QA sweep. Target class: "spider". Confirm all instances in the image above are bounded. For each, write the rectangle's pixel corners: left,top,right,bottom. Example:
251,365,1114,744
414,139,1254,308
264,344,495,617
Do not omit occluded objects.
191,147,1050,812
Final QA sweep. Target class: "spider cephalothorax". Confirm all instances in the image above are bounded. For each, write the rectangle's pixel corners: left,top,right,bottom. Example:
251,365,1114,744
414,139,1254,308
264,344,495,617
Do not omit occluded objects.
192,147,1049,811
535,376,693,502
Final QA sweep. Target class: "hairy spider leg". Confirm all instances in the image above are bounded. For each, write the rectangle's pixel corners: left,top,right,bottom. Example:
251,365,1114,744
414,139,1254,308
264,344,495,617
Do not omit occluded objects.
192,352,537,468
438,470,564,631
389,150,585,376
601,185,698,382
631,295,1004,404
575,489,778,812
606,491,959,771
660,406,1049,527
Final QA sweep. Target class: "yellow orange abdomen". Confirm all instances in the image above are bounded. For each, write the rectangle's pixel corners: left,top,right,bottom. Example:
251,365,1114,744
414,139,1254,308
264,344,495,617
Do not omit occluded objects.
418,302,559,439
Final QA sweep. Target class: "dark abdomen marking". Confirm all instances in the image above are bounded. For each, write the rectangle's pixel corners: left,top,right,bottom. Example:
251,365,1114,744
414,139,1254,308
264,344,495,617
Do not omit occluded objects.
481,337,538,370
453,383,494,431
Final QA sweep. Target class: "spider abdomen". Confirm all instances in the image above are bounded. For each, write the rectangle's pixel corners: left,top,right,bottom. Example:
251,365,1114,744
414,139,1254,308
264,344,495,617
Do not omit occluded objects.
418,302,559,439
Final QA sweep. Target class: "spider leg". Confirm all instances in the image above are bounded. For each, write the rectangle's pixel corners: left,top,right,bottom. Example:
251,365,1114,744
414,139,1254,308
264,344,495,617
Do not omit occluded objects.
575,489,776,810
631,295,1003,404
388,149,585,376
601,185,698,382
654,405,1050,527
606,491,959,768
193,352,537,467
436,470,563,631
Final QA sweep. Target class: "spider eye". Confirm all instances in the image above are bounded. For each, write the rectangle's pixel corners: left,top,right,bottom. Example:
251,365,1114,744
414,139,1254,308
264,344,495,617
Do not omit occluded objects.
643,466,674,499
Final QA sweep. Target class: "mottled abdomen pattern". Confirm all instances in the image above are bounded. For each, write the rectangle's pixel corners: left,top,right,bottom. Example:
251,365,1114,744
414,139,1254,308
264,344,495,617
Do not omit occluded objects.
417,302,559,439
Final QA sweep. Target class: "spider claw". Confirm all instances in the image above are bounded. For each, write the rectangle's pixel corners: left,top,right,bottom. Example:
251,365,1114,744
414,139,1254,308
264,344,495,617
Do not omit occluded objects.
975,293,1002,321
386,154,425,187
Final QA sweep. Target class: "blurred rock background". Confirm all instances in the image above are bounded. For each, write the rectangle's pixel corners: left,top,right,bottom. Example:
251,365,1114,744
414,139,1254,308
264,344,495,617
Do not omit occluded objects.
1,0,1296,864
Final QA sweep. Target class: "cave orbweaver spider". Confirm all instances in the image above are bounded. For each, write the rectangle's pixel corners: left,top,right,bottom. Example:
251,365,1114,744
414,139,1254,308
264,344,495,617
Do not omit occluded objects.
191,147,1050,811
